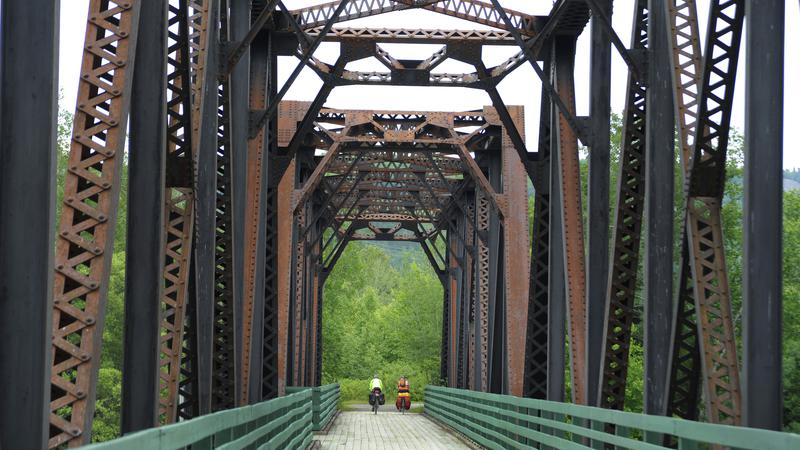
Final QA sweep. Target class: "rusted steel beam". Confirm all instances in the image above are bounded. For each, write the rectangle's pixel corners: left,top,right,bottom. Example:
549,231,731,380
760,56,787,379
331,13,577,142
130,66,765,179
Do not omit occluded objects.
277,160,296,396
240,29,274,404
665,0,703,421
683,0,745,425
49,1,142,447
290,0,539,35
553,36,587,406
308,27,518,45
500,108,530,397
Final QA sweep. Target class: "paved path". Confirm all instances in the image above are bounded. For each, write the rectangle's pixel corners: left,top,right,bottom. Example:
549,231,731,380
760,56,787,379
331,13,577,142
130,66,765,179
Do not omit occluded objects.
313,411,476,449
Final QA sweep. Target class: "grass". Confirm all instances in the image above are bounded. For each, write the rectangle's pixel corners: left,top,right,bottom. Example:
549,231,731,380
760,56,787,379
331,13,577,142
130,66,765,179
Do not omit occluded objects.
339,400,361,411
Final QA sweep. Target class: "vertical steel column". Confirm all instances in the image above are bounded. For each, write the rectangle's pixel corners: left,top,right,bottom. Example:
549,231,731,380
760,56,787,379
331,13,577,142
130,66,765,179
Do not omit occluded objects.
743,0,784,431
193,0,220,415
524,66,552,400
499,106,531,397
262,186,281,399
0,1,58,448
230,0,251,398
547,98,566,403
260,28,279,397
456,211,471,388
644,0,675,416
473,191,490,392
484,153,503,394
212,0,238,412
122,0,168,433
553,35,587,405
179,260,201,420
241,29,273,404
548,44,566,402
587,0,612,407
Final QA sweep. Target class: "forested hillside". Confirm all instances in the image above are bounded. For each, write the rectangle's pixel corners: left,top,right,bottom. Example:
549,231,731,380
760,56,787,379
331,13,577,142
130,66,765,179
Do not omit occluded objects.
321,243,443,403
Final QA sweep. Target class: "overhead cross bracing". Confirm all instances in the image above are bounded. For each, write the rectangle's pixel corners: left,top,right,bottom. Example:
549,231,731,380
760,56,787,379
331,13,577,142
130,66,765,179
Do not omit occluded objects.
278,100,530,397
0,0,790,448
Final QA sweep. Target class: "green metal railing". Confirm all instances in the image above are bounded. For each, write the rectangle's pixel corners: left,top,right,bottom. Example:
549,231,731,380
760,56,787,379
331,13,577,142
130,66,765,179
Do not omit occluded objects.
425,386,800,450
81,390,313,450
286,383,340,430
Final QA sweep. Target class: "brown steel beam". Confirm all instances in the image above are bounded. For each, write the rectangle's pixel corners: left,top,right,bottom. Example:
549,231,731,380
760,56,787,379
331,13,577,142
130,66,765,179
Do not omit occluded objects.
553,36,587,405
50,1,142,447
308,27,518,45
289,0,539,36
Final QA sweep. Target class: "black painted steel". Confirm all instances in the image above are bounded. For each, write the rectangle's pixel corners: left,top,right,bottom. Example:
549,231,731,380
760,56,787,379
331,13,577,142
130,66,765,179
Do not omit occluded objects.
259,32,280,400
644,0,674,416
743,0,784,431
547,42,566,402
230,0,251,404
211,0,238,412
586,0,612,408
179,257,201,420
245,30,272,404
523,55,552,400
122,0,168,433
0,1,59,447
193,1,220,416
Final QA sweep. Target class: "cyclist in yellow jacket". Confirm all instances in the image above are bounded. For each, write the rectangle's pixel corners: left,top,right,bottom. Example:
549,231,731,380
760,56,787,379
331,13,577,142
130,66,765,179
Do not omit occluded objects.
369,373,384,407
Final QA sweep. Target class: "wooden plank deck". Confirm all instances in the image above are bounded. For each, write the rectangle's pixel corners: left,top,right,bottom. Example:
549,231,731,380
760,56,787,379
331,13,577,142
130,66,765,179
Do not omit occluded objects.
313,411,477,449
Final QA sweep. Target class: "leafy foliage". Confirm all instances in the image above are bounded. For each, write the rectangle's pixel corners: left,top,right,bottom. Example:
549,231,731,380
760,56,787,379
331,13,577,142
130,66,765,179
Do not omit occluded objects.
321,242,443,402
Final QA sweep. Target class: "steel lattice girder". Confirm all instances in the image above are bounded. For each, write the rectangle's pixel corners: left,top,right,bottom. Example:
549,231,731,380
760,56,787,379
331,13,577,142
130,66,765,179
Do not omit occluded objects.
159,0,195,425
49,2,142,447
664,0,704,422
212,0,238,412
288,0,541,35
163,0,216,424
597,0,648,413
681,0,745,425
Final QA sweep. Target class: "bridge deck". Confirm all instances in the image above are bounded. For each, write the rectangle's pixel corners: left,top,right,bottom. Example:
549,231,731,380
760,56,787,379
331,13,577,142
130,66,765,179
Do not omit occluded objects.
314,410,475,450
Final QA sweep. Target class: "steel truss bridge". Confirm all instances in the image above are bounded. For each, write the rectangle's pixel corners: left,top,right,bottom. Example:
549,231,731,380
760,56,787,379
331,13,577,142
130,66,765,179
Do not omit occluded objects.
0,0,791,448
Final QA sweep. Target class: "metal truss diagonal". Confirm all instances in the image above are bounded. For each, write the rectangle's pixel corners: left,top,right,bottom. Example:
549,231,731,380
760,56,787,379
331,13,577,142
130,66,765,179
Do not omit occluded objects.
665,0,703,421
598,0,649,412
50,2,141,447
211,24,237,412
290,0,538,36
684,0,744,425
